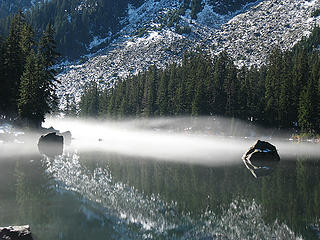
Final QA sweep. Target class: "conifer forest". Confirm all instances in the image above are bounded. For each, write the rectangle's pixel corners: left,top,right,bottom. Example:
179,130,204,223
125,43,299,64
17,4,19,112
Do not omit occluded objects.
79,27,320,134
0,11,59,128
1,1,320,239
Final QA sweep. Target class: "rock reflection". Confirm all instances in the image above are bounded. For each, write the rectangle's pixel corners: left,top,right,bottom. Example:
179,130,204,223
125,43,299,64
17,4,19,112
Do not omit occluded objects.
243,157,279,178
242,140,280,178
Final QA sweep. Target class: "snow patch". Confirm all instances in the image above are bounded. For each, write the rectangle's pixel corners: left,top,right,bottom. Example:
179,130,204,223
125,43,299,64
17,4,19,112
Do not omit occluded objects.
197,1,230,27
127,3,138,25
55,0,320,109
305,0,317,7
146,31,160,41
88,34,111,50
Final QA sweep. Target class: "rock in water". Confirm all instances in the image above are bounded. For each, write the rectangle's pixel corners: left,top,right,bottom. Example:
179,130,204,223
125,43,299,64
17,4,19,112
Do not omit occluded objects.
0,225,34,240
242,140,280,178
60,131,72,145
243,140,280,162
38,132,64,156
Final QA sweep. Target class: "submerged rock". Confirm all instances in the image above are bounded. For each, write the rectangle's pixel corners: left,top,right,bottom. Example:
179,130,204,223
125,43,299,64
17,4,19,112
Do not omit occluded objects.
38,132,64,156
242,140,280,178
0,225,33,240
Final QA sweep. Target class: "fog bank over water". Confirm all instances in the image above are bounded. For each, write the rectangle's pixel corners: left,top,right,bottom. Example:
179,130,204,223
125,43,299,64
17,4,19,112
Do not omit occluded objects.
0,130,41,158
42,116,320,164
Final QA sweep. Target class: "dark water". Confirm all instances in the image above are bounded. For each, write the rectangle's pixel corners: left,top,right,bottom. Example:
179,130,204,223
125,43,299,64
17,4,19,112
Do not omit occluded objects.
0,145,320,239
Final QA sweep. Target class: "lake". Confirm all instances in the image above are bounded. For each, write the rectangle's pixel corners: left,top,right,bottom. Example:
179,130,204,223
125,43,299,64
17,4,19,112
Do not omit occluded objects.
0,118,320,239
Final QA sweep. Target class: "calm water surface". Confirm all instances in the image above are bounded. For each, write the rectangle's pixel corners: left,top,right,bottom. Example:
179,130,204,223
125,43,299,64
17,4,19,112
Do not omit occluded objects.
0,142,319,239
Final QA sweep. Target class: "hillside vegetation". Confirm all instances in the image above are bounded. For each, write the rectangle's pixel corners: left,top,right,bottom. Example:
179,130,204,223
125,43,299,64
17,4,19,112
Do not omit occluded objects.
78,27,320,134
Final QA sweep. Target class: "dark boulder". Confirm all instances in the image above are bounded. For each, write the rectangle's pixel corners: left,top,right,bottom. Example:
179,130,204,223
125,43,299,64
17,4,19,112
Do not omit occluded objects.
60,131,72,145
242,140,280,178
0,225,33,240
38,132,63,156
243,140,280,162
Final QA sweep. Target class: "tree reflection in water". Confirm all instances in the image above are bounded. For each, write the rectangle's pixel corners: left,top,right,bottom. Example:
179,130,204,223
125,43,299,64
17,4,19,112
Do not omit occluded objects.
1,147,319,239
14,155,55,226
77,151,320,239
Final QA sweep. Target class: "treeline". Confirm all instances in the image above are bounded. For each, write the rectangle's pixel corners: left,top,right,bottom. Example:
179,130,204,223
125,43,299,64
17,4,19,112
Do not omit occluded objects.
0,11,59,128
79,27,320,134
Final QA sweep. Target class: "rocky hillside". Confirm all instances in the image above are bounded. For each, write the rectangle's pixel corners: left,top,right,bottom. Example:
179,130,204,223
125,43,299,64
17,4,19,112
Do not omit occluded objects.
54,0,320,110
212,0,320,67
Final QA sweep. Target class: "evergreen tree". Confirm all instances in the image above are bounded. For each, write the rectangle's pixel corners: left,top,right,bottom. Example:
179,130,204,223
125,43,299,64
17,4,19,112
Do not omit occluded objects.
236,67,248,119
156,72,168,116
167,64,177,115
38,23,60,112
88,82,100,117
18,51,46,128
136,74,146,116
0,12,61,126
99,88,110,117
278,52,293,128
79,82,100,118
3,11,27,115
298,84,314,133
309,56,320,132
264,48,283,126
0,34,5,113
175,78,187,115
318,74,320,130
64,93,78,116
191,79,206,116
16,22,59,127
224,62,238,116
291,49,309,123
212,52,229,115
19,23,35,63
107,87,116,117
142,66,157,116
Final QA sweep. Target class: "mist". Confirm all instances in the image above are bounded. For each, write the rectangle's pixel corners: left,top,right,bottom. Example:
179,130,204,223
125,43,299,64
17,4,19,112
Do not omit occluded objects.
40,116,320,165
0,128,42,158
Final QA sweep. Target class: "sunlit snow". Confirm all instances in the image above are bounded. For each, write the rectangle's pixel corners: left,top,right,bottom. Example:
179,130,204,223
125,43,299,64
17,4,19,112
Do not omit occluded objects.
55,0,320,109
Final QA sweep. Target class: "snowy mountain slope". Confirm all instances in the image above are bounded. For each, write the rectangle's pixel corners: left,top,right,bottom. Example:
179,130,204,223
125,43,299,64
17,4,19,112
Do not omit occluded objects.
56,30,190,107
211,0,320,67
56,0,320,110
56,0,257,108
